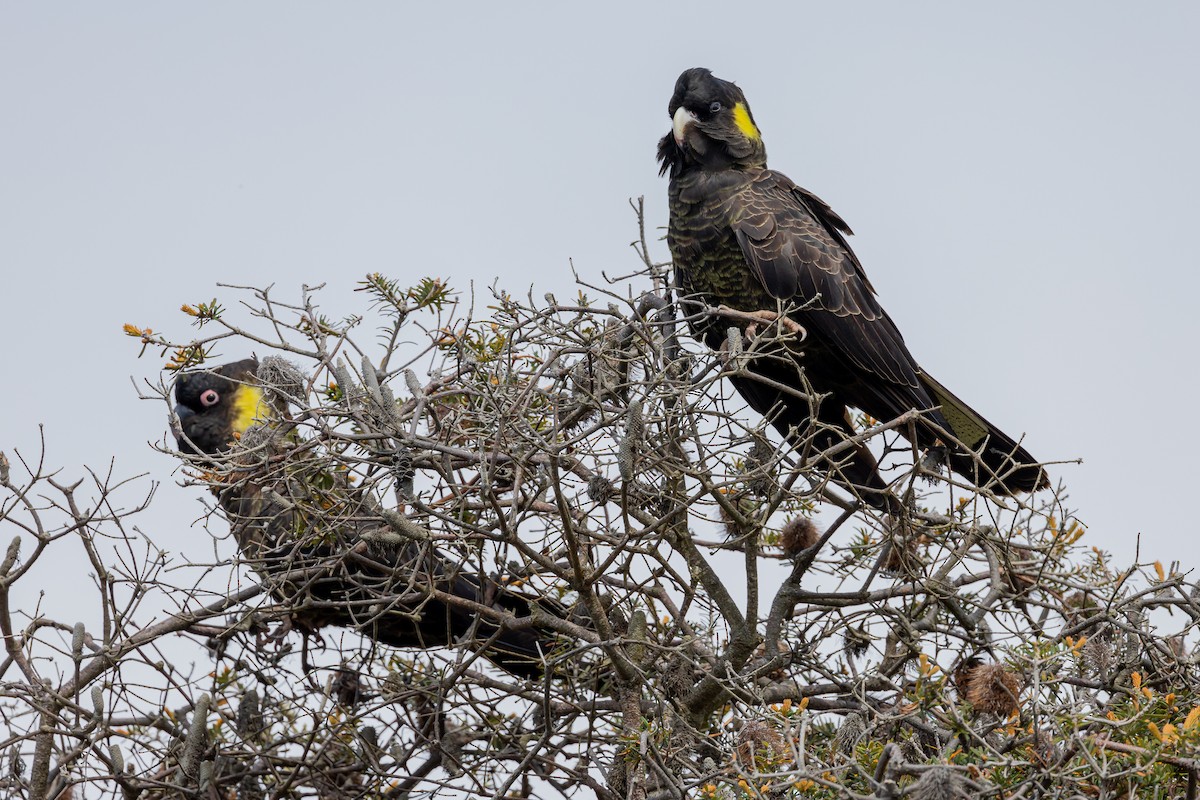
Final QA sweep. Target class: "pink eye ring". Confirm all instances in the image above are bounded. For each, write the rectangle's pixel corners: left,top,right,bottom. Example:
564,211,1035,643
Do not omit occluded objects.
199,389,220,408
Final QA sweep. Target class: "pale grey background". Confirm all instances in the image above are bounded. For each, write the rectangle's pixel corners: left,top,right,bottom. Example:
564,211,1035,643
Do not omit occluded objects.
3,3,1198,623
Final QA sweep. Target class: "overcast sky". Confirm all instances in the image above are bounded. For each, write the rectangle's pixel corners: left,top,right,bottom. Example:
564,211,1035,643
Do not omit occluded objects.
3,3,1198,623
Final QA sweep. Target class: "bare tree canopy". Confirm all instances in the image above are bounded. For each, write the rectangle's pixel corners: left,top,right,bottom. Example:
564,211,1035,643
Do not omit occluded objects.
2,228,1199,798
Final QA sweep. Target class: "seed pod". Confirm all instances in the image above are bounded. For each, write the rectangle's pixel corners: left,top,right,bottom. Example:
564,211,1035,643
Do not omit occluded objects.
618,436,635,483
625,399,644,441
626,610,648,664
725,325,743,359
831,711,866,756
258,355,306,406
1063,591,1103,629
109,745,124,774
743,438,774,494
237,689,262,740
404,368,423,397
880,531,919,577
780,517,819,557
1002,547,1038,595
91,686,104,717
735,719,787,771
179,694,211,785
964,663,1022,717
844,626,872,659
1082,633,1115,681
909,766,968,800
72,623,85,662
587,474,614,504
952,656,983,699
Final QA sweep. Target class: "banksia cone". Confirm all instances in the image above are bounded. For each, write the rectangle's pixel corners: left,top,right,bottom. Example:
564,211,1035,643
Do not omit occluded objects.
843,626,872,659
259,355,307,405
617,435,636,483
718,495,761,541
952,656,983,700
880,531,919,577
1002,547,1039,595
1082,633,1115,680
963,663,1022,717
780,517,819,557
743,438,775,495
735,719,788,771
587,474,614,504
831,711,866,757
908,766,968,800
237,689,263,741
333,669,367,709
1063,591,1103,629
751,639,791,680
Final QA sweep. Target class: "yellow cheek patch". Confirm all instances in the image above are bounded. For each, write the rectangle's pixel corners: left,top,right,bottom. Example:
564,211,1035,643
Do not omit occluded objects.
733,102,760,141
230,384,269,436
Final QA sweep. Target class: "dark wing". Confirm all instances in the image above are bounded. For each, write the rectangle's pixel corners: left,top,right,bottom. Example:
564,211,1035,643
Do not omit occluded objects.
731,172,939,419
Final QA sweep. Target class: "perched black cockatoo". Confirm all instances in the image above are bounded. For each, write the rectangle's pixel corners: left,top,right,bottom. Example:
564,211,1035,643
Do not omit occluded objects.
174,359,565,677
658,68,1047,506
